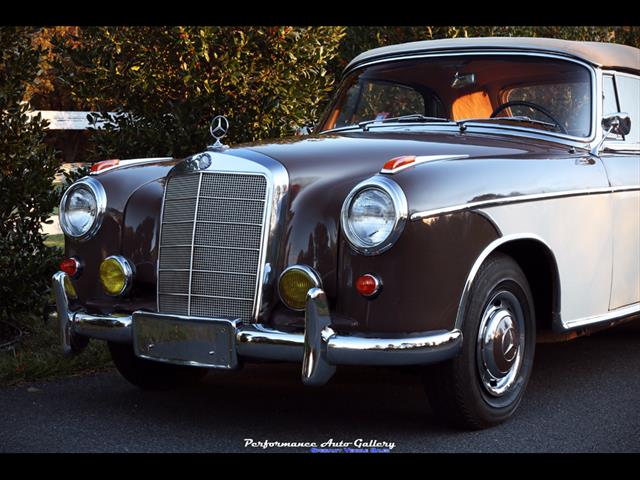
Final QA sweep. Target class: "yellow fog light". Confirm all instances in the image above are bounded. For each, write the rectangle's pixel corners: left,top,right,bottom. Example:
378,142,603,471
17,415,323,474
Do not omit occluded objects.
99,256,133,296
278,265,322,311
63,275,78,299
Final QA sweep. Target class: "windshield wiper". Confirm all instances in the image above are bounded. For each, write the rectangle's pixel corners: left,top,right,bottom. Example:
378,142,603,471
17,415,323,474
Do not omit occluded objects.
359,114,453,131
457,116,558,132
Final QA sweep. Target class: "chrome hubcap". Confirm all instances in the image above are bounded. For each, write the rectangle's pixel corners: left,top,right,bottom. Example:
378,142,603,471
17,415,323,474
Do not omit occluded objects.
476,291,525,397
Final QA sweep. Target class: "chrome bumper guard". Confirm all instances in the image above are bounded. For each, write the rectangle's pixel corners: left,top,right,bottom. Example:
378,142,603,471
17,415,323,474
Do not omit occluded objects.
53,272,462,386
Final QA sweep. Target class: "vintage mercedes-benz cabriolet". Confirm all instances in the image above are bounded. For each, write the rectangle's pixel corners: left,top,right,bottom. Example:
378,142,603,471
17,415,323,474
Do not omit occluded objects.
53,37,640,429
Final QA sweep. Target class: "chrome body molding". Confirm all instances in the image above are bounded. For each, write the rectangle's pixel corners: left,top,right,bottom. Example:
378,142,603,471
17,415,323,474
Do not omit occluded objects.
410,185,640,221
53,273,462,385
159,151,290,322
340,175,408,256
58,176,107,241
380,154,469,174
561,302,640,330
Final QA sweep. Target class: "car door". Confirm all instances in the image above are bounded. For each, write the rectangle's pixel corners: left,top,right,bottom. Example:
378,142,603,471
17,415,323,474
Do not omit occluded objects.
600,72,640,310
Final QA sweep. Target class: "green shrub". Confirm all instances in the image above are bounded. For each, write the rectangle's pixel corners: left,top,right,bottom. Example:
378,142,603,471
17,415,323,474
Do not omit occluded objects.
0,27,61,324
52,26,346,160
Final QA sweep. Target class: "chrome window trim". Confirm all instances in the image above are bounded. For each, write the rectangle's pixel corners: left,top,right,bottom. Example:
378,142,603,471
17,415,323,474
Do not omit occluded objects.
277,264,323,311
330,51,598,146
157,151,289,323
102,255,134,296
59,176,107,241
600,69,640,152
410,185,640,221
340,176,408,256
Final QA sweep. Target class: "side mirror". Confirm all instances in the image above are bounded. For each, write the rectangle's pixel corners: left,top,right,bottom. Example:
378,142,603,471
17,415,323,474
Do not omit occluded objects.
602,112,631,137
295,122,314,136
591,112,632,156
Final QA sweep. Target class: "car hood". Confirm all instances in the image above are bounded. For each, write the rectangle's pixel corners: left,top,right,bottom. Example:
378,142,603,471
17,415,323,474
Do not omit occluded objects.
234,129,571,187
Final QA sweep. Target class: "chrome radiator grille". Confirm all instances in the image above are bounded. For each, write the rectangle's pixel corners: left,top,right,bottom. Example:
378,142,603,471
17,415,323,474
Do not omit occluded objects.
157,172,269,322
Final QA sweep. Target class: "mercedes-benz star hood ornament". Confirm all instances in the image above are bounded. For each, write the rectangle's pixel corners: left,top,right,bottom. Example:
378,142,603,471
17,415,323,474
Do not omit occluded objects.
207,114,230,152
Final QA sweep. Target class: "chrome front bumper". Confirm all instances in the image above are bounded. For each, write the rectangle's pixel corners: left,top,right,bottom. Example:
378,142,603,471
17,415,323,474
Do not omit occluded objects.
53,272,462,386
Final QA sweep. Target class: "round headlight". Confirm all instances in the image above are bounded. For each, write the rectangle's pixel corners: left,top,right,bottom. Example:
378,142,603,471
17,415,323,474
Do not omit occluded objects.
59,177,106,240
341,177,408,255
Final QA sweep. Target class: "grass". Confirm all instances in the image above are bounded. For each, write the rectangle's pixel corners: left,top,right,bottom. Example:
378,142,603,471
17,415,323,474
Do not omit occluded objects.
0,313,113,387
44,233,64,250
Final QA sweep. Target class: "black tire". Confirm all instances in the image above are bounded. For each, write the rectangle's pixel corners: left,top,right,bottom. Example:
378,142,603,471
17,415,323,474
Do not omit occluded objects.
423,252,536,429
108,342,208,390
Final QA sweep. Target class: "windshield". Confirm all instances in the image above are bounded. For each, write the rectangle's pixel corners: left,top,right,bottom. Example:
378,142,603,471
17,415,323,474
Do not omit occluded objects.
319,55,593,138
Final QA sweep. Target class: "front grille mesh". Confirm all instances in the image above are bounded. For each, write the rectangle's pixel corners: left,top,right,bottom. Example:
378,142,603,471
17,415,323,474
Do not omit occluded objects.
157,172,268,321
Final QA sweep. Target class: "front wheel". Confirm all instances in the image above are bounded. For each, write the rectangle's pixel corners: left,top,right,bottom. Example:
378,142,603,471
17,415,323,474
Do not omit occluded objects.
108,342,208,390
423,253,536,429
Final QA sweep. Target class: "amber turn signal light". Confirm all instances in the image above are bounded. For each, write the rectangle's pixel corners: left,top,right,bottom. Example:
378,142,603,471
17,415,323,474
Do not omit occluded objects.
355,274,382,297
381,155,416,173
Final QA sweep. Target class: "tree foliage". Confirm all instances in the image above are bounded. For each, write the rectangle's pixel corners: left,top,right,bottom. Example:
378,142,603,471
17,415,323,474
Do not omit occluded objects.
51,26,346,160
0,27,60,322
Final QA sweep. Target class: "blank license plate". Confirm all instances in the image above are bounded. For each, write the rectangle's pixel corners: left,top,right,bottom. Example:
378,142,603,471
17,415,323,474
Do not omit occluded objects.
133,312,238,369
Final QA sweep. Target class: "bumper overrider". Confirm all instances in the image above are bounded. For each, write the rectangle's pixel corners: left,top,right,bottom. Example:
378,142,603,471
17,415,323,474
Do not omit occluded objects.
53,271,462,386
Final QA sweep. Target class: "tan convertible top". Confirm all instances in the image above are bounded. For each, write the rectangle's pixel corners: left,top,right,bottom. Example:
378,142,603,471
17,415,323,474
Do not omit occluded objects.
345,37,640,75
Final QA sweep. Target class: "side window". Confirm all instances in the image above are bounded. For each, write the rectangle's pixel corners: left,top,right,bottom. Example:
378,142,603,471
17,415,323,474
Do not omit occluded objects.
615,75,640,145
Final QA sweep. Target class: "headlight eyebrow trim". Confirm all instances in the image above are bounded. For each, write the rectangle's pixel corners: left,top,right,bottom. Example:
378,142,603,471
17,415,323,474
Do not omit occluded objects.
340,176,408,256
59,176,107,241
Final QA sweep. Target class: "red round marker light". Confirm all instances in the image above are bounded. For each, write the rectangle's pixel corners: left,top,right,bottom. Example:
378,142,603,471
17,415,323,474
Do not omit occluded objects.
355,274,381,297
60,257,81,278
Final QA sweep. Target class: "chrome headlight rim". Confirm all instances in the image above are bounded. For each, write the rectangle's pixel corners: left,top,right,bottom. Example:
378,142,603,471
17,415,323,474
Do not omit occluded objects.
59,176,106,241
340,176,408,256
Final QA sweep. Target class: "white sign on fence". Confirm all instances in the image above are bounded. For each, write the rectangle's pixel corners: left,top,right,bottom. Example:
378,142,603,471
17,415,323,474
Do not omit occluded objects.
27,111,123,130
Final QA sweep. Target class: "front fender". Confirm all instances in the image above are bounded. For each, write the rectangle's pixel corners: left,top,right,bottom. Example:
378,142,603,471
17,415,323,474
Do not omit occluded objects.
335,210,500,333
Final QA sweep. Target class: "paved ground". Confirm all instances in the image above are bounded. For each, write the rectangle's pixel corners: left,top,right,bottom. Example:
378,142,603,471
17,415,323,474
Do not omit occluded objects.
1,320,638,453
